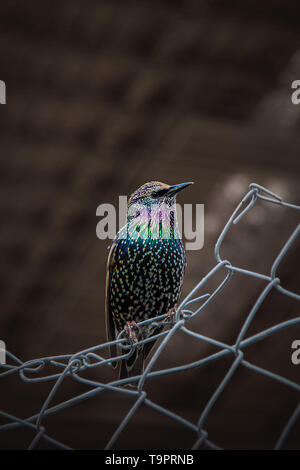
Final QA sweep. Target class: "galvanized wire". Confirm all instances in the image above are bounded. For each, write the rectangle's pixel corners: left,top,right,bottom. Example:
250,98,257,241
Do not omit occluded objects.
0,183,299,450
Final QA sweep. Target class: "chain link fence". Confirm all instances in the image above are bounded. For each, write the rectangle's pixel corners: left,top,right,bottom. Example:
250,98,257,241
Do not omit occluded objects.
0,183,299,450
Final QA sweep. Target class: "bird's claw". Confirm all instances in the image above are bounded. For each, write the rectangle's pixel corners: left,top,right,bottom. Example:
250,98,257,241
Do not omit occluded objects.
163,307,183,322
164,307,176,322
124,321,139,343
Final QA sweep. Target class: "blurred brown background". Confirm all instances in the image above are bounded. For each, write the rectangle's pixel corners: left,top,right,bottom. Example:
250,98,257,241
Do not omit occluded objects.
0,0,299,450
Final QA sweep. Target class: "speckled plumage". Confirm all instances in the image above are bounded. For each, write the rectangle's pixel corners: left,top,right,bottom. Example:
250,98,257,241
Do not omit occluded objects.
105,181,192,380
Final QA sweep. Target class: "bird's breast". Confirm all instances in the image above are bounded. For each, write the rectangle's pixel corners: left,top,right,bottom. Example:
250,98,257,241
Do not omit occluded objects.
110,238,185,331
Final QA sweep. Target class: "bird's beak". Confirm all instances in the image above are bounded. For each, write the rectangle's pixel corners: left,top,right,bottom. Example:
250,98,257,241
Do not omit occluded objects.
167,182,194,196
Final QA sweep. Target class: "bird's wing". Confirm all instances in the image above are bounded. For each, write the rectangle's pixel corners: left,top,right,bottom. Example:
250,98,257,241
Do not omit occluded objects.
105,237,119,367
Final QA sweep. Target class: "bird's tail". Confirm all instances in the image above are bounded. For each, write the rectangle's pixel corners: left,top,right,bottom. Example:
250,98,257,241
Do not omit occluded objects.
119,347,145,382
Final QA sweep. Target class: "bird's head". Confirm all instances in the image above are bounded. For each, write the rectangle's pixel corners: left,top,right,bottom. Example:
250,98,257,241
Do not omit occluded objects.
125,181,193,240
128,181,193,209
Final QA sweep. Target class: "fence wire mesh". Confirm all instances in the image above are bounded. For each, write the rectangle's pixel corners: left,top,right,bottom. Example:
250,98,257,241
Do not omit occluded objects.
0,183,299,450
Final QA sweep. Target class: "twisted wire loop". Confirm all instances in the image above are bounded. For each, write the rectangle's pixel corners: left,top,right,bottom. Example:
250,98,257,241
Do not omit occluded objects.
0,183,299,450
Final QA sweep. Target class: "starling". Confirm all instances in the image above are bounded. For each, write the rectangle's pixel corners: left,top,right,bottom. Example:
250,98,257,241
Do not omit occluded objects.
105,181,193,380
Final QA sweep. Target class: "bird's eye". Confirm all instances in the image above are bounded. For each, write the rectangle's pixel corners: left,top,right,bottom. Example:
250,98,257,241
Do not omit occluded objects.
152,188,168,198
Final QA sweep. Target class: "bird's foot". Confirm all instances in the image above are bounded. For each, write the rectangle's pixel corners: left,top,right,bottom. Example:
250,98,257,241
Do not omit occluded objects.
124,321,139,343
164,307,177,322
164,306,184,322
